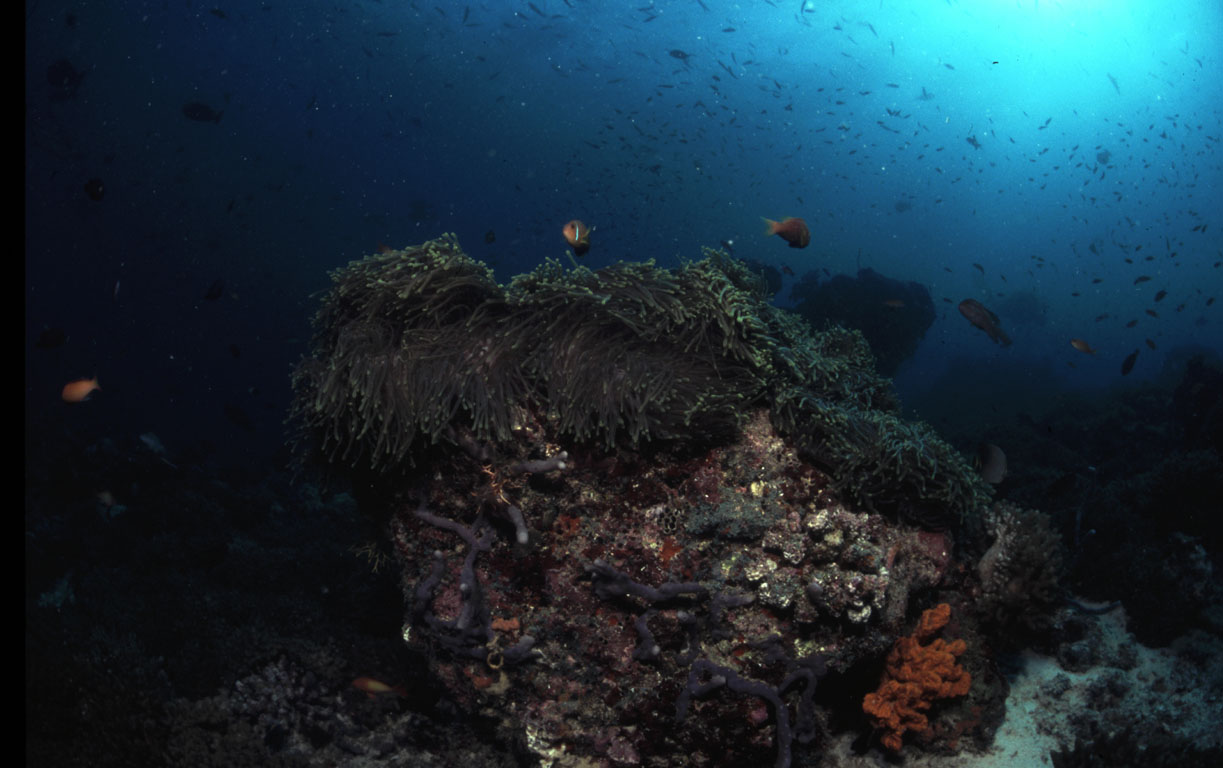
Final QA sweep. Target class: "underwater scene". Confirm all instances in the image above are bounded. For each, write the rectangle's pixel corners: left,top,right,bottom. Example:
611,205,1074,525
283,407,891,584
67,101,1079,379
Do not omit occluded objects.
25,1,1223,766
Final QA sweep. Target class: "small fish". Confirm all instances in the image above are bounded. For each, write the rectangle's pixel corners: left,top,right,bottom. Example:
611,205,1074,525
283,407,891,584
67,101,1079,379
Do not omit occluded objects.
352,677,407,700
1133,275,1152,284
1154,289,1167,302
966,135,982,150
1145,338,1157,350
762,217,810,248
562,219,592,255
62,376,100,403
1125,319,1139,328
1120,349,1138,376
204,279,226,301
958,299,1011,346
882,299,905,308
974,442,1008,484
182,101,223,123
84,178,105,201
1070,338,1098,355
972,263,985,274
484,229,496,244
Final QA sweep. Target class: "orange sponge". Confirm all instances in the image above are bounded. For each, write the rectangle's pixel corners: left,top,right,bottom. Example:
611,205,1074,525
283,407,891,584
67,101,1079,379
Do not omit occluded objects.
862,603,971,752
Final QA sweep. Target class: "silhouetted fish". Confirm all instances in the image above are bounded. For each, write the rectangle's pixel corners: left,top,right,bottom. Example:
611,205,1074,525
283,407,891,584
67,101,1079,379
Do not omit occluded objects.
1120,349,1138,376
975,443,1008,484
182,102,223,123
47,58,86,100
204,279,226,301
958,299,1011,346
84,178,105,201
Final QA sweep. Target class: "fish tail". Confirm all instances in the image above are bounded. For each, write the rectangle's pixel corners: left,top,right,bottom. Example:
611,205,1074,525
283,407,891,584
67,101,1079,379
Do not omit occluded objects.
761,217,777,236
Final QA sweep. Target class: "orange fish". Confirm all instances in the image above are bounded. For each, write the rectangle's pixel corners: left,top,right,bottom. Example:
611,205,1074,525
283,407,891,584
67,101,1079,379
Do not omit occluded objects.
62,377,100,403
562,219,592,255
882,299,906,308
762,217,810,248
957,299,1011,346
352,676,407,700
1070,338,1097,354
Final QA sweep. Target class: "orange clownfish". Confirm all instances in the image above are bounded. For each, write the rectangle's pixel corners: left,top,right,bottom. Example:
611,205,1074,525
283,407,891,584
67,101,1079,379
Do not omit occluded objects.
562,219,592,255
763,216,810,249
62,377,100,403
352,676,407,700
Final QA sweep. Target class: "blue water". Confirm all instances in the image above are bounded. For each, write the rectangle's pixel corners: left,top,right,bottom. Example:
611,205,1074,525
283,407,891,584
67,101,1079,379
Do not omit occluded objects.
25,0,1223,463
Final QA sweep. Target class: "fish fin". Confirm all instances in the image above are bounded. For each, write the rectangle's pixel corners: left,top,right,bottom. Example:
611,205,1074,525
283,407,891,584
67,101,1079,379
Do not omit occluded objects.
761,217,777,236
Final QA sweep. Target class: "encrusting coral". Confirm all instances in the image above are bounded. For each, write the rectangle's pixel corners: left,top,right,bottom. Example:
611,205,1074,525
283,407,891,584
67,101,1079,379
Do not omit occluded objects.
862,603,972,752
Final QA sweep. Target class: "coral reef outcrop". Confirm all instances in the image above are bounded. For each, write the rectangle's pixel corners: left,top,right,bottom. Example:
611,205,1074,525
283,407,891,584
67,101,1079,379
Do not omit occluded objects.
287,237,1005,766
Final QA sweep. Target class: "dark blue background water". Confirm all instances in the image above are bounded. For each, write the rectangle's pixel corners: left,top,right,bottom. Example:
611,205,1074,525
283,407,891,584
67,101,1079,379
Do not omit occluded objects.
26,0,1223,467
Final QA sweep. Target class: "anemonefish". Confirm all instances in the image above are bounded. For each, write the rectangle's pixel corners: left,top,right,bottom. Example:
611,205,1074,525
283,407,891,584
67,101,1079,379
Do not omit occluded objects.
562,219,592,255
762,217,810,249
62,377,100,403
352,676,407,700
